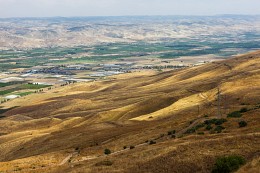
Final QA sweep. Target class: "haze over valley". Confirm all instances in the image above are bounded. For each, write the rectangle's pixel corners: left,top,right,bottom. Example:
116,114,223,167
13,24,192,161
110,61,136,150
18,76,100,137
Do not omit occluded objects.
0,2,259,172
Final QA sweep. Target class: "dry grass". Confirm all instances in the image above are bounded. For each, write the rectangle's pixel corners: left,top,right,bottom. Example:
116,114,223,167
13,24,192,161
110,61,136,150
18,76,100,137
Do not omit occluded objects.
0,51,259,172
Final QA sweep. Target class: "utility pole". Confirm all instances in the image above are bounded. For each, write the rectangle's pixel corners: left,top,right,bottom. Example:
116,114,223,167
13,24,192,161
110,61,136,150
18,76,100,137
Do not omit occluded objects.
217,87,221,118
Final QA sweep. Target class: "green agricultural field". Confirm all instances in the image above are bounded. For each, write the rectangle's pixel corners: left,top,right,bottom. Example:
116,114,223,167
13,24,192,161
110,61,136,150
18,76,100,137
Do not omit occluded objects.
0,84,51,96
0,88,17,96
15,92,34,97
0,39,259,71
19,84,52,90
0,83,12,88
0,63,32,71
0,82,25,88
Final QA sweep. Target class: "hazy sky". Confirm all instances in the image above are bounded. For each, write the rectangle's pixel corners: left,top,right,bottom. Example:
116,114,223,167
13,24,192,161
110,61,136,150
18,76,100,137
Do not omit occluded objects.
0,0,259,18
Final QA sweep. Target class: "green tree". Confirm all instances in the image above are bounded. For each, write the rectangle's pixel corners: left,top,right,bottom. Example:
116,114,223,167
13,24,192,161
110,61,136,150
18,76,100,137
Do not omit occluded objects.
104,149,111,155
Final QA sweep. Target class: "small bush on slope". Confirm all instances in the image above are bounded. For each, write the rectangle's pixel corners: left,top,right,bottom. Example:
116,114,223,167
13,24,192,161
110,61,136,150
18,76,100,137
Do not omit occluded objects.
239,121,247,128
212,155,245,173
104,149,111,155
227,111,242,118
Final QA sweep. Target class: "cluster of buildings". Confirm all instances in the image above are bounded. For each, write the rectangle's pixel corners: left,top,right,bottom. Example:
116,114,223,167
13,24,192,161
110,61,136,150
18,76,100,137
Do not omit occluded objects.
8,60,192,84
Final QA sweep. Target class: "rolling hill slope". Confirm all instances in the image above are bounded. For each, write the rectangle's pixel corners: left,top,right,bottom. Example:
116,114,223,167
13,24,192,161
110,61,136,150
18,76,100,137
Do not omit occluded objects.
0,51,259,173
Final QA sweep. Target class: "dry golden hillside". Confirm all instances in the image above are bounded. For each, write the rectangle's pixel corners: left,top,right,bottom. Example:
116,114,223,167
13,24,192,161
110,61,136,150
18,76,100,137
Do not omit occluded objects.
0,51,259,173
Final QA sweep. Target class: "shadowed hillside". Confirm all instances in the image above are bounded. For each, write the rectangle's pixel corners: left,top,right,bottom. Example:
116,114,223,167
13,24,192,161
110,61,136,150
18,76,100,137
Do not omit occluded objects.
0,51,259,173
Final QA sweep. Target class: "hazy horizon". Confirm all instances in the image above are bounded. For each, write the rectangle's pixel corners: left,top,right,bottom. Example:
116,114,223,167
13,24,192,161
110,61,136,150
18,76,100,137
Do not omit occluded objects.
1,14,260,19
0,0,260,18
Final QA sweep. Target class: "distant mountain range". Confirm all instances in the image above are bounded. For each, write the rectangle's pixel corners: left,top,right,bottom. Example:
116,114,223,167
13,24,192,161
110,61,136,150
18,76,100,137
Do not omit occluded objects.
0,15,259,49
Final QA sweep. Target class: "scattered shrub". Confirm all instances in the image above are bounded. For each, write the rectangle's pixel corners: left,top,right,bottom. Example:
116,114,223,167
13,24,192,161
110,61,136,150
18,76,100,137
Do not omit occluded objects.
212,155,245,173
214,126,225,133
204,119,215,125
227,111,242,118
14,168,22,171
206,125,213,130
195,123,205,130
185,127,196,134
215,119,227,125
205,119,227,125
123,146,127,149
239,108,248,113
167,130,176,135
104,149,111,155
130,146,135,149
171,134,176,138
239,121,247,128
149,140,156,145
198,132,205,135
